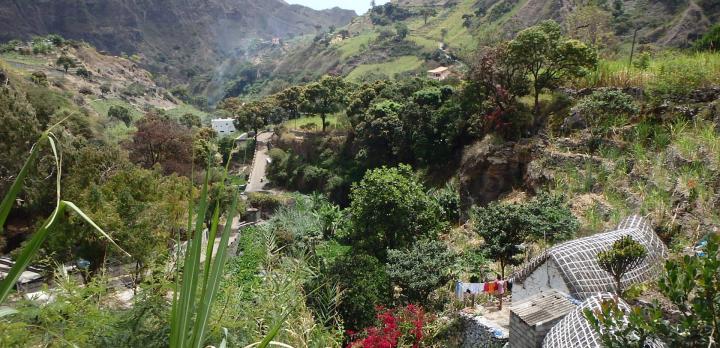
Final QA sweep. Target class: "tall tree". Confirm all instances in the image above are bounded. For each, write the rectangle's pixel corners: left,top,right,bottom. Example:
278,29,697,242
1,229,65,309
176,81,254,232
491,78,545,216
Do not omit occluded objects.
126,112,193,176
275,85,305,121
349,165,446,259
233,98,279,140
471,202,527,279
302,75,347,133
597,235,647,301
507,20,597,119
56,55,75,73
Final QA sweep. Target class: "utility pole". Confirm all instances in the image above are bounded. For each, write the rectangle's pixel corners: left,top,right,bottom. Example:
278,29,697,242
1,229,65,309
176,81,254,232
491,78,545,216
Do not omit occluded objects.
629,28,639,68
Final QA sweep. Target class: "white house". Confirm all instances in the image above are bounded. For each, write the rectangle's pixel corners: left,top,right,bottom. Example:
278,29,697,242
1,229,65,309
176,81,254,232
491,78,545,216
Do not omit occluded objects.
211,118,236,136
427,66,450,81
509,215,668,302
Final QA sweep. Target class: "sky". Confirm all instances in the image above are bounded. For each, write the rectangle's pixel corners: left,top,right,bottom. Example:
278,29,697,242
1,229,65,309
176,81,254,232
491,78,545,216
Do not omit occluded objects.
286,0,390,15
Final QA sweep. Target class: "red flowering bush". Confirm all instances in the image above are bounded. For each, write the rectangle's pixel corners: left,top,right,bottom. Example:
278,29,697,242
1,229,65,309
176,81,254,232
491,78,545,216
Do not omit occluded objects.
347,304,431,348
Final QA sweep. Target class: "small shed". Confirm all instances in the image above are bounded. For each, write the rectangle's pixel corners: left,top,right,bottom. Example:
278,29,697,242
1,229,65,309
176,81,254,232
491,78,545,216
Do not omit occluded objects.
427,66,450,80
509,215,668,302
509,290,577,348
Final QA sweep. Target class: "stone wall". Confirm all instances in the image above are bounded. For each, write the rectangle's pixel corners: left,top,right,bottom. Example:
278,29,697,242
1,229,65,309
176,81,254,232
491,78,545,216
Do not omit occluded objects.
459,312,509,348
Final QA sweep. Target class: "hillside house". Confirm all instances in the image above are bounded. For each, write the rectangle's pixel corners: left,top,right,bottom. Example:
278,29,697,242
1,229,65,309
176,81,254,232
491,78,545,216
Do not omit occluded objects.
509,215,668,302
211,118,236,136
427,66,450,80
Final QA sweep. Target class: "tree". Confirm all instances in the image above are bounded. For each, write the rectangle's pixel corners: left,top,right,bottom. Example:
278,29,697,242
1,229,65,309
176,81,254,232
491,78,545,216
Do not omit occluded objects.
420,8,436,24
694,24,720,51
395,23,409,40
100,83,111,96
233,98,277,139
387,240,457,305
108,105,132,126
471,202,527,278
302,75,347,133
56,55,75,73
355,100,405,166
440,28,448,44
126,112,193,176
349,165,446,259
275,85,305,120
565,5,615,48
586,234,720,347
468,43,530,113
597,235,647,301
179,112,202,128
524,192,579,244
507,20,597,119
329,253,391,331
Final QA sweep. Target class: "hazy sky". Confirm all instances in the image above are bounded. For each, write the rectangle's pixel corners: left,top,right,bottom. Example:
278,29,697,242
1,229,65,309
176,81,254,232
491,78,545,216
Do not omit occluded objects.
286,0,390,15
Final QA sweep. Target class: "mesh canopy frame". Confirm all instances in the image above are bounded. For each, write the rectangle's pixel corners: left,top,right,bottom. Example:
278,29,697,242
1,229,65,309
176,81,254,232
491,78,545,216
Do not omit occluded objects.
542,293,664,348
511,215,669,300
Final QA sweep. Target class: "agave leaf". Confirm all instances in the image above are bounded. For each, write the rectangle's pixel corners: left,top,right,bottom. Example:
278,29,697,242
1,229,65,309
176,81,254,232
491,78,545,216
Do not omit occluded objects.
63,201,130,257
0,203,66,303
0,134,46,233
192,195,239,348
171,168,211,348
219,328,229,348
0,306,18,318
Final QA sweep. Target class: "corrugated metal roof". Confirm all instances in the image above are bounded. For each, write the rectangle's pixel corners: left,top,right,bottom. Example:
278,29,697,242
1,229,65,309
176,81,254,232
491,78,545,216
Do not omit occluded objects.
510,290,576,326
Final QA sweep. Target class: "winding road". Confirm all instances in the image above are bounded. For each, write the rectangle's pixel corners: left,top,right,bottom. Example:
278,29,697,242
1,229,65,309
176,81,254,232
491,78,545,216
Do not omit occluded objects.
244,131,273,193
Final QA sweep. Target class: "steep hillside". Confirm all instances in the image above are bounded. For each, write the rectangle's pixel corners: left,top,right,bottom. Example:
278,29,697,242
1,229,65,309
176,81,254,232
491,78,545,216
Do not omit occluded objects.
0,39,206,142
0,0,355,82
247,0,719,92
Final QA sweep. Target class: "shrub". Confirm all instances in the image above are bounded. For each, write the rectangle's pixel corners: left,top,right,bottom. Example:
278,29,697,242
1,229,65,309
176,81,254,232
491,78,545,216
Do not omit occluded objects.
694,24,720,51
247,192,290,215
108,105,132,126
329,253,391,331
78,87,93,95
76,67,92,78
386,240,456,305
348,305,430,347
122,82,147,97
572,89,638,131
30,71,48,86
524,192,579,243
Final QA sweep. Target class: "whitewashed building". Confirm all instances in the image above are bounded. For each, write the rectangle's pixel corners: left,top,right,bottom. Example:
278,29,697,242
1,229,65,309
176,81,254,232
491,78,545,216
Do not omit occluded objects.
427,66,450,81
211,118,236,136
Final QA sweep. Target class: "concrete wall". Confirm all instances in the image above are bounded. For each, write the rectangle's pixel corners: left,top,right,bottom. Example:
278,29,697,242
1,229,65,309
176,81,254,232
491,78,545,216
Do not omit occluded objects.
513,260,570,302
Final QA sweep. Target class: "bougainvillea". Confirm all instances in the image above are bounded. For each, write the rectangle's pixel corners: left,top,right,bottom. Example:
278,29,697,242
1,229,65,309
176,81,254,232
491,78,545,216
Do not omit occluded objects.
348,304,431,348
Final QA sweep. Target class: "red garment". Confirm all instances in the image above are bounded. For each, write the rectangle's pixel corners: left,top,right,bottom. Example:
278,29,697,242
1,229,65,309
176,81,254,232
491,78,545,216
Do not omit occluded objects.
487,282,496,293
483,282,489,293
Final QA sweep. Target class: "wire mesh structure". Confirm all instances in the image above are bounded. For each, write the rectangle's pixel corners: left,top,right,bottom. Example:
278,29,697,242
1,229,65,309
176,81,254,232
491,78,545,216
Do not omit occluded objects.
542,292,664,348
510,215,669,300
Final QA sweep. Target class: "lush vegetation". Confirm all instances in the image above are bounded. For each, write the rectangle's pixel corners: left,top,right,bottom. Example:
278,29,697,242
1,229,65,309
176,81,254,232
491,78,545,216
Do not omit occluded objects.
1,5,720,347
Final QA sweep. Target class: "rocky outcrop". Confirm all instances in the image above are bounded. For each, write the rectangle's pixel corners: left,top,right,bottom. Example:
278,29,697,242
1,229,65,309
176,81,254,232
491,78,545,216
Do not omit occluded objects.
458,135,545,218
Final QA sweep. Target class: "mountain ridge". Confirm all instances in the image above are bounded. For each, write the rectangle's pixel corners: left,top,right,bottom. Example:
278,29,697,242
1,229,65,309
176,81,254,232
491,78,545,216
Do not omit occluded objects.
0,0,356,81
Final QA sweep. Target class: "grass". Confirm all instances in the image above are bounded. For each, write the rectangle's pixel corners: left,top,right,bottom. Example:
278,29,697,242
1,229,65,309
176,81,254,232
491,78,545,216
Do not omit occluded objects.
282,114,348,131
574,51,720,90
336,32,377,60
89,98,144,120
345,55,424,81
0,52,47,67
164,103,209,120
